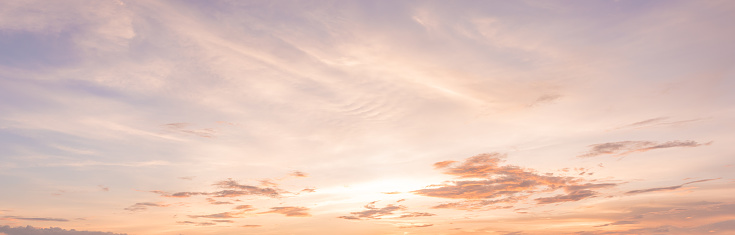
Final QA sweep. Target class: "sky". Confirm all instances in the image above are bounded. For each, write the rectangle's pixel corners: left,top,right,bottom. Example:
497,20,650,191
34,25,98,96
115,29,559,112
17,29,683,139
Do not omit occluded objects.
1,0,734,234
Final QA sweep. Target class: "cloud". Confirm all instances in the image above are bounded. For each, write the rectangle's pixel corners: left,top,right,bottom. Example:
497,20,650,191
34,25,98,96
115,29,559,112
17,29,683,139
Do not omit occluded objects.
259,207,310,217
212,179,282,198
211,220,234,223
206,198,232,205
123,202,168,212
188,211,244,219
0,225,126,235
148,178,284,199
162,123,216,138
612,117,704,130
625,178,718,195
414,153,618,209
338,202,435,220
398,223,433,228
579,140,709,157
594,220,640,227
0,216,68,222
241,225,262,228
234,205,256,211
289,171,308,177
176,221,216,226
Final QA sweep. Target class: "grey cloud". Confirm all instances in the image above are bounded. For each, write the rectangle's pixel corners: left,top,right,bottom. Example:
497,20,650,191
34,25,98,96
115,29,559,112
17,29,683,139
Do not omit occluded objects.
625,178,718,195
1,216,69,222
0,225,126,235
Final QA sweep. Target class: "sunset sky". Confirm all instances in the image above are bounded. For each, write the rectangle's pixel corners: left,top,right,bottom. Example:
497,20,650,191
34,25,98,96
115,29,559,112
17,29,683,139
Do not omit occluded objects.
1,0,735,234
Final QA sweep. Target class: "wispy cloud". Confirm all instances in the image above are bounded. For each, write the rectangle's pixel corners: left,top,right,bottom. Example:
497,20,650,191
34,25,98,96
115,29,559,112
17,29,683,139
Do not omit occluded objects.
162,123,216,138
259,207,310,217
339,201,435,220
0,216,68,222
612,117,705,130
625,178,718,195
579,140,709,157
188,211,244,219
124,202,169,212
176,221,216,226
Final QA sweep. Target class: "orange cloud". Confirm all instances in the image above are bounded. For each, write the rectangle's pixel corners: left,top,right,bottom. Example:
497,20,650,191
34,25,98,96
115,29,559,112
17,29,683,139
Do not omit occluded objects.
414,153,618,209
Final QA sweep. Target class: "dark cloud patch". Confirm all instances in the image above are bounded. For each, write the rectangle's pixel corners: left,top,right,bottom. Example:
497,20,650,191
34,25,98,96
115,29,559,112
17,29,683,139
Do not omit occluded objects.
124,202,168,212
414,153,618,210
625,178,718,195
579,140,708,157
259,207,310,217
98,185,109,192
0,225,126,235
1,216,69,222
339,202,435,220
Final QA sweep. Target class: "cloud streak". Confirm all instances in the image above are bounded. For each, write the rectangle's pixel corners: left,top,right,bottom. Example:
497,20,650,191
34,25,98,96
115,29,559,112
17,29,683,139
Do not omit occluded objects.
259,207,310,217
579,140,709,157
625,178,718,195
